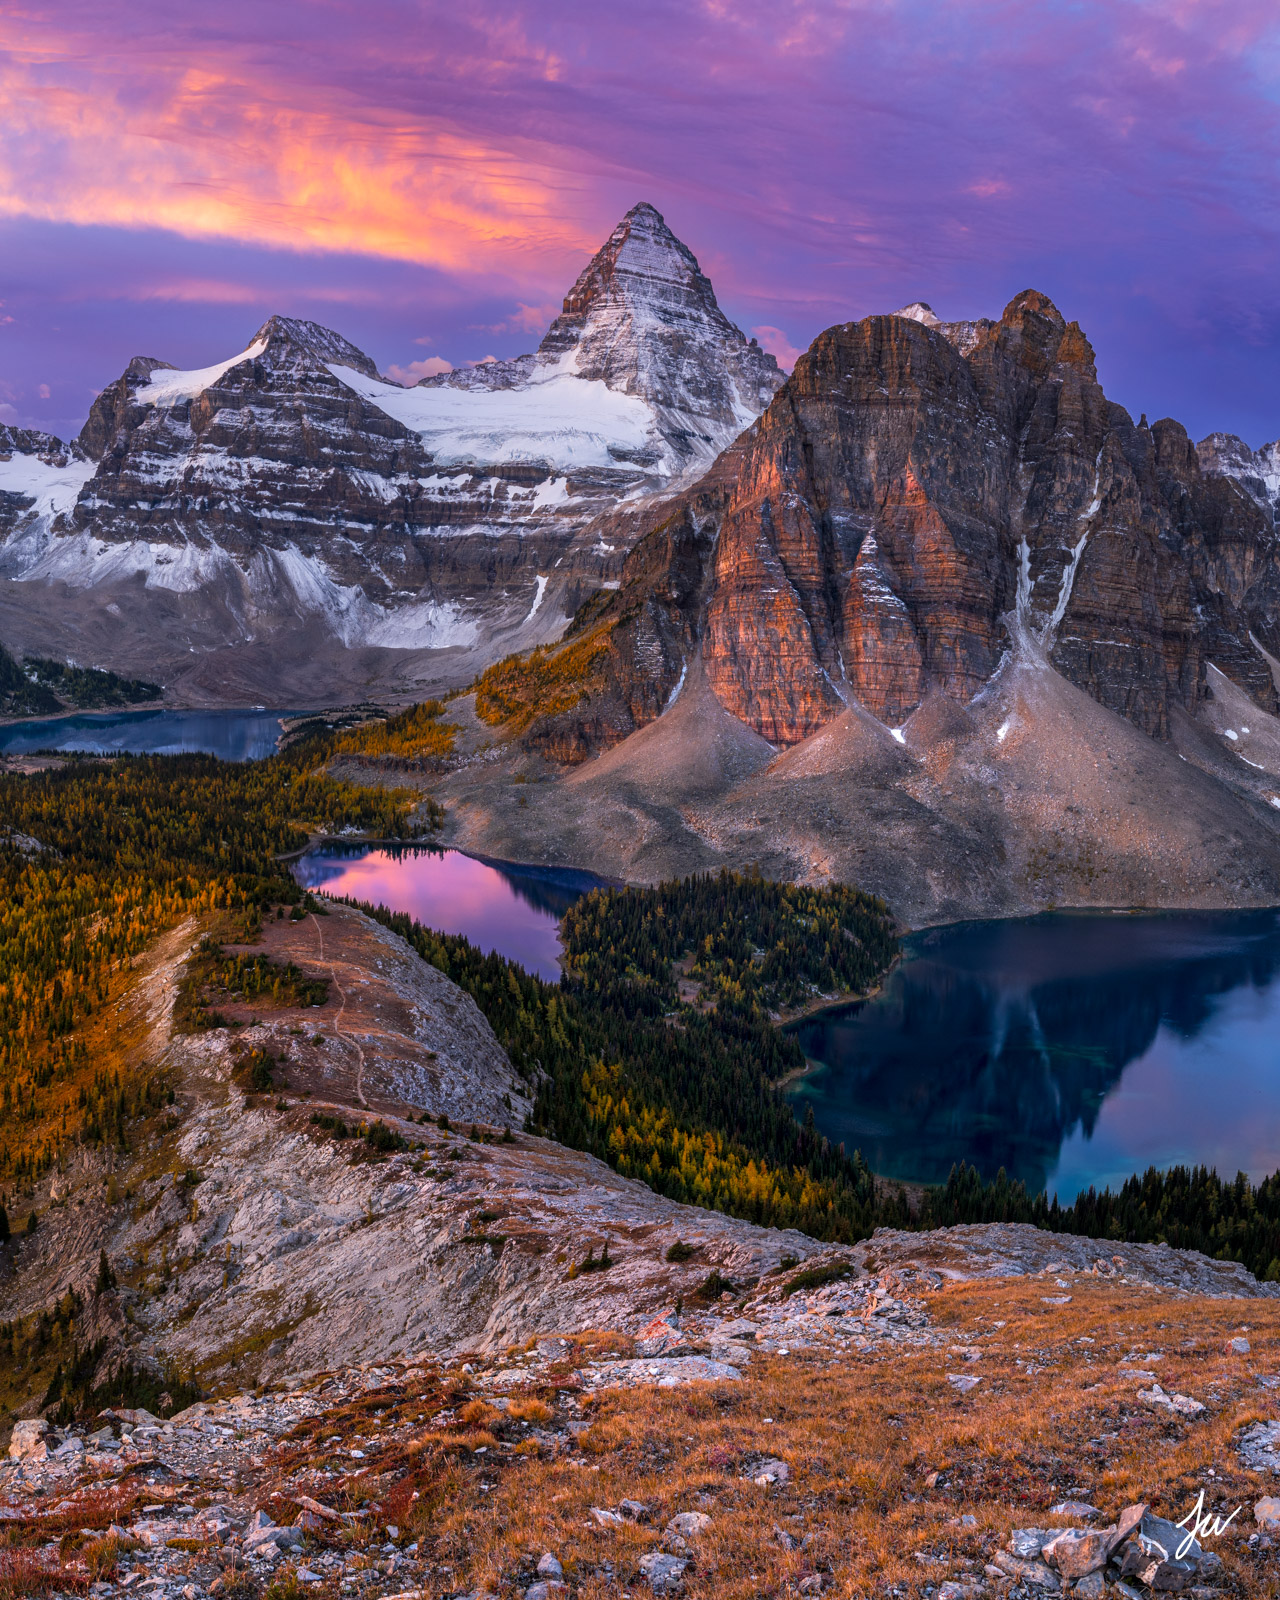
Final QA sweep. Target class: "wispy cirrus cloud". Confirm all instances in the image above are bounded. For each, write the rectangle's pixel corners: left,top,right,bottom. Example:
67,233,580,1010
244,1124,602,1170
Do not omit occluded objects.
2,1,1280,439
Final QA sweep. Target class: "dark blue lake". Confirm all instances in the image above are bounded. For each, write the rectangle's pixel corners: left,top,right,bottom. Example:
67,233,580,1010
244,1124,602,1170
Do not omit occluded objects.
788,909,1280,1203
0,707,297,761
294,843,606,982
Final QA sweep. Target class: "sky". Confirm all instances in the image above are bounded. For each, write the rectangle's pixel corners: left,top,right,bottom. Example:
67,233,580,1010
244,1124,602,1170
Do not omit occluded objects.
3,1,1280,445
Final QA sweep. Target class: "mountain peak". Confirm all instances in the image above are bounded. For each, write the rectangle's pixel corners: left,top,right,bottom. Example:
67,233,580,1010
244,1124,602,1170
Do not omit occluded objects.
423,202,783,474
533,201,781,430
251,315,380,379
553,202,712,322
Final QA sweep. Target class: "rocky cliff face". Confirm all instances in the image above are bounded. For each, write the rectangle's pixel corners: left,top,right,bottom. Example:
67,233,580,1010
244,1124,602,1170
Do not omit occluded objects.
0,207,780,704
526,290,1280,757
429,201,781,476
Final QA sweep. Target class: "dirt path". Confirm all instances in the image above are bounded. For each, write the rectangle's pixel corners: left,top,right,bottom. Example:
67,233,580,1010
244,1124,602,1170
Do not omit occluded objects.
311,911,368,1108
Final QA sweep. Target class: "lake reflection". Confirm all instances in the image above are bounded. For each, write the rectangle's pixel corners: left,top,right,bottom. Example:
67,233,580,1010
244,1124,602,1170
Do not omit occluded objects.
0,707,296,761
293,844,606,981
789,910,1280,1201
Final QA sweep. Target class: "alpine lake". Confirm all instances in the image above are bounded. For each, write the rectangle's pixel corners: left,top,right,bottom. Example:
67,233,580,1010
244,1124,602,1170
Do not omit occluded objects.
9,704,1278,1204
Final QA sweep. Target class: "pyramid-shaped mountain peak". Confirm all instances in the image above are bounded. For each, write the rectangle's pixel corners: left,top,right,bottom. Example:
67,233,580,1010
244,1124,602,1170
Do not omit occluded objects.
555,202,709,320
533,202,782,419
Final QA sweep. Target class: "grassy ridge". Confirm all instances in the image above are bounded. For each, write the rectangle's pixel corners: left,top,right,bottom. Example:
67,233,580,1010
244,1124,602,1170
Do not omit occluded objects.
0,753,413,1178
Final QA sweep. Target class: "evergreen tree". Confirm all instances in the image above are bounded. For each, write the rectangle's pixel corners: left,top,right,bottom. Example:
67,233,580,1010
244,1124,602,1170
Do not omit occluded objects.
95,1248,116,1296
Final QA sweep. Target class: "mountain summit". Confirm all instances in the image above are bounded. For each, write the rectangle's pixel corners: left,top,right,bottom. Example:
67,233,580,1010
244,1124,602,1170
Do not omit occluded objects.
423,202,782,473
539,201,782,418
0,205,782,700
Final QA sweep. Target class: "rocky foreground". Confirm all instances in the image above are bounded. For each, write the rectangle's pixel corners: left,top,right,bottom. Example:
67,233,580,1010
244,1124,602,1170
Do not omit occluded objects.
2,903,1280,1597
2,1261,1279,1599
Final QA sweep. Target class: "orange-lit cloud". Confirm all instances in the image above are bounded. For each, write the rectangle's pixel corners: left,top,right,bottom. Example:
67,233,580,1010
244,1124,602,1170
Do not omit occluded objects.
0,28,600,279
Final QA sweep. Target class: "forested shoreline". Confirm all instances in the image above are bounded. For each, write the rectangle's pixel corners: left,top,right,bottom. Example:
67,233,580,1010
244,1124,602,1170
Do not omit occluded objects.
347,881,1280,1279
0,743,1277,1281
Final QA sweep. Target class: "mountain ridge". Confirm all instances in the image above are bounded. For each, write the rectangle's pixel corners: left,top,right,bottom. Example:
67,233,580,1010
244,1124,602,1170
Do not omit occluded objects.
0,205,781,706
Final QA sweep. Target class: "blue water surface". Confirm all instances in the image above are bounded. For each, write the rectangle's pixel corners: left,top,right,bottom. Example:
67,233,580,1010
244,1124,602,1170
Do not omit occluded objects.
0,707,298,761
789,909,1280,1202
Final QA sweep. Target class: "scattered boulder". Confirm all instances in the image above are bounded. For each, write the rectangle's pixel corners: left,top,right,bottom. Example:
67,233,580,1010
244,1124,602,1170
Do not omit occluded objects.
295,1494,341,1522
1049,1500,1099,1519
536,1554,563,1580
1138,1382,1205,1417
991,1549,1060,1590
1256,1496,1280,1531
1237,1418,1280,1472
8,1420,49,1461
1042,1527,1110,1578
638,1551,687,1593
1225,1336,1250,1354
665,1512,712,1538
1007,1529,1052,1559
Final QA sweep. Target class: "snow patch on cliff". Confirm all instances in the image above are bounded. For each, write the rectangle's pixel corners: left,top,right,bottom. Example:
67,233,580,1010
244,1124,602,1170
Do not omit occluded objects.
0,524,474,650
524,575,549,623
136,339,268,406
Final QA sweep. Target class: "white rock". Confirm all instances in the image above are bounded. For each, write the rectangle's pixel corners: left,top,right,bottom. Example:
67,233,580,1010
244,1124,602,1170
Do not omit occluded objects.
638,1552,688,1593
664,1512,712,1537
8,1421,49,1461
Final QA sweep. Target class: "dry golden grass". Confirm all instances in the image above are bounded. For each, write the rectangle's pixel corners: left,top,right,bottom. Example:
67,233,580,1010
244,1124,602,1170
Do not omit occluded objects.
507,1397,554,1425
363,1278,1280,1598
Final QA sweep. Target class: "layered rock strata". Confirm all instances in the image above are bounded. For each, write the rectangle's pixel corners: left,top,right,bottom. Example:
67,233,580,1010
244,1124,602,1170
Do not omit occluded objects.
521,290,1280,757
0,207,780,701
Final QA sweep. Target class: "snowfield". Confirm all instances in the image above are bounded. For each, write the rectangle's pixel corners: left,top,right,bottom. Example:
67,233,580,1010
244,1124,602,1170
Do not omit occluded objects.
330,356,660,473
0,452,96,520
135,339,268,407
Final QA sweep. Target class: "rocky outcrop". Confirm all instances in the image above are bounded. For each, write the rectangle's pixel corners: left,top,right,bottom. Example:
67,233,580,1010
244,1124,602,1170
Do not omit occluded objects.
0,208,780,704
520,289,1280,758
1198,430,1280,517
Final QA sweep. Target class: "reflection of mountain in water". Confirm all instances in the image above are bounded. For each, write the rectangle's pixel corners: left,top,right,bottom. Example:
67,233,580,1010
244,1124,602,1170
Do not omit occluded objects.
0,708,296,762
299,843,605,924
792,911,1280,1195
466,853,611,922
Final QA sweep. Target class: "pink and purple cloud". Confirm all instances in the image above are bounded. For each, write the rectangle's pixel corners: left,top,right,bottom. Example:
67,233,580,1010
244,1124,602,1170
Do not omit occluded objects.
3,1,1280,443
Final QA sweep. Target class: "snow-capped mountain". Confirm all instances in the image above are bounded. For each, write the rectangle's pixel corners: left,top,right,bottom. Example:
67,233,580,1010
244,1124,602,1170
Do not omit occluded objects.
0,205,780,703
411,202,781,476
1197,431,1280,518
